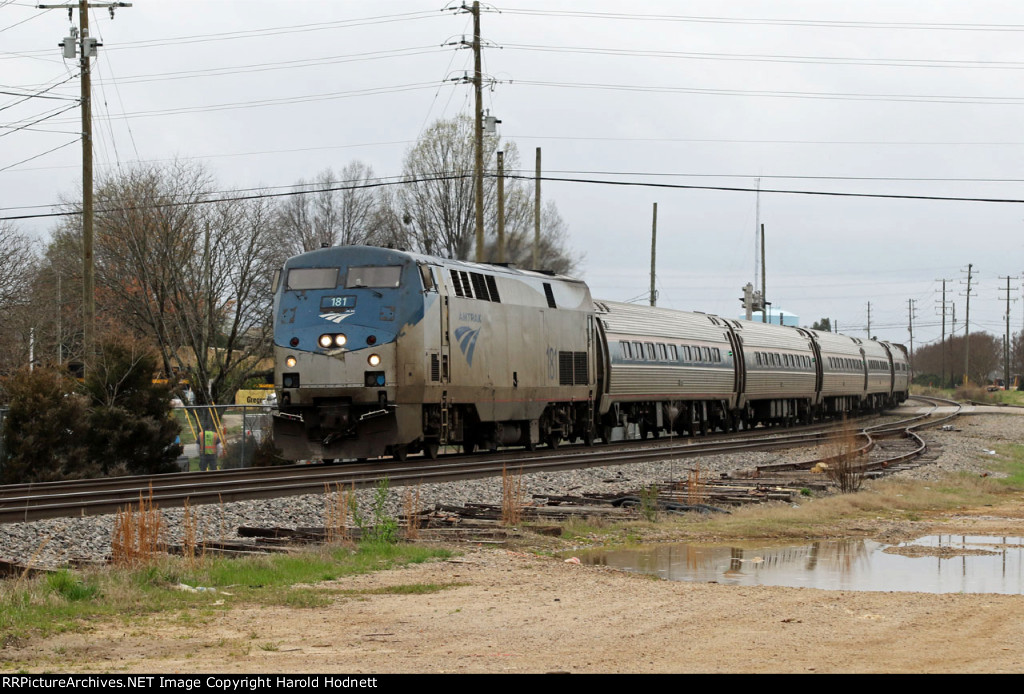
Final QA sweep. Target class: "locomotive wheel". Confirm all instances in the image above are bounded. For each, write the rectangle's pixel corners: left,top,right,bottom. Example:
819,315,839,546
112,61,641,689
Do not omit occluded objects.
547,433,560,449
584,429,596,447
424,442,439,460
393,445,408,462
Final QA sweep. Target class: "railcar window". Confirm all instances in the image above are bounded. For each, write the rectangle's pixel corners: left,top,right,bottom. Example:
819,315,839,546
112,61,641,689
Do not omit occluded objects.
683,346,692,361
346,265,401,288
713,348,721,362
645,343,656,360
669,345,678,361
621,341,633,359
633,342,644,360
287,267,339,290
658,344,668,361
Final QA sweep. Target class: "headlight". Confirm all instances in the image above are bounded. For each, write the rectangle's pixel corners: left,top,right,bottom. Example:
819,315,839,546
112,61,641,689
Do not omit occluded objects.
285,356,297,368
333,334,347,347
318,334,333,348
368,354,381,367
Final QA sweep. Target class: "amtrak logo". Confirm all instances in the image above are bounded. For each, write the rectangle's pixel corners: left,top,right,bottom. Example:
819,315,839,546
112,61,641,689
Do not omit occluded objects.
320,313,350,324
454,326,480,366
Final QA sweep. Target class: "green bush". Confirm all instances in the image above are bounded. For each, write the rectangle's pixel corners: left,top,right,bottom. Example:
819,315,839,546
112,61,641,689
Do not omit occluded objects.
0,337,181,483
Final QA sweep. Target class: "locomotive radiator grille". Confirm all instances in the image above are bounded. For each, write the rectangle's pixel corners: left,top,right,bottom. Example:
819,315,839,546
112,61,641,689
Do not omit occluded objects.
559,351,589,386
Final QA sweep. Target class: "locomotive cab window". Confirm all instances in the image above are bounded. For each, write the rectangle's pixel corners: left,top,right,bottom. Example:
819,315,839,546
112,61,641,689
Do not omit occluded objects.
287,267,339,290
419,264,436,292
345,265,402,288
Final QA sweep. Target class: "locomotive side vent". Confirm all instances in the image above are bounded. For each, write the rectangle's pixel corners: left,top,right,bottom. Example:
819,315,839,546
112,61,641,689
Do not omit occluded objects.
431,353,440,382
485,275,500,303
558,351,589,386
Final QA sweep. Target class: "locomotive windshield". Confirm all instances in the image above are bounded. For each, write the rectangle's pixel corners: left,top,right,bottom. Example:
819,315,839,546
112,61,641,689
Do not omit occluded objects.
345,265,402,288
286,267,339,290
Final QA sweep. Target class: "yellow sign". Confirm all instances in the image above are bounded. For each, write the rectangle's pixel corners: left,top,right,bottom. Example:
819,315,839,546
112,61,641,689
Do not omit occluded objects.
235,389,273,405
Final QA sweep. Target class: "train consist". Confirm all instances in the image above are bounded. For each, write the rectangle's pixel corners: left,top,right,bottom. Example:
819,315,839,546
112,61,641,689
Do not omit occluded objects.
272,245,910,461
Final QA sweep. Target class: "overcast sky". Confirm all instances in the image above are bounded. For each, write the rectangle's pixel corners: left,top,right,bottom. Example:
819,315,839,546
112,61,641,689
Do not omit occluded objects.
5,0,1024,354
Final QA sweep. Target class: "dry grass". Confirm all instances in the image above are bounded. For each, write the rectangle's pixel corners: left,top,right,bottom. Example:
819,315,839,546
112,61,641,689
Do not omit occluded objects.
669,473,1009,540
686,464,707,505
501,465,525,526
110,487,166,566
403,485,422,540
324,483,354,544
822,416,864,493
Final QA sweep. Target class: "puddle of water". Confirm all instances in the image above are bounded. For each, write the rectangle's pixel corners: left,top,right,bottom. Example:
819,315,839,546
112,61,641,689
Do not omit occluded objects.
568,535,1024,594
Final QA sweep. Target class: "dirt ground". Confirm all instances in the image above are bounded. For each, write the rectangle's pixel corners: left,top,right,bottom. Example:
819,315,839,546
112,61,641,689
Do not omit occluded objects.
6,496,1024,675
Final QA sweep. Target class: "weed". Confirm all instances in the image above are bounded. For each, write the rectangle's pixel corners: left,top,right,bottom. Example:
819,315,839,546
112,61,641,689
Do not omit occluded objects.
111,487,166,567
45,570,99,602
402,485,422,540
501,465,525,526
823,417,864,494
639,484,660,522
324,483,353,544
356,478,398,545
686,464,707,506
258,642,280,652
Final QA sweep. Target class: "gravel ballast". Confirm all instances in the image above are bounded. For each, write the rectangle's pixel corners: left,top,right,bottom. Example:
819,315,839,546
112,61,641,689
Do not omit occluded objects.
1,408,1019,569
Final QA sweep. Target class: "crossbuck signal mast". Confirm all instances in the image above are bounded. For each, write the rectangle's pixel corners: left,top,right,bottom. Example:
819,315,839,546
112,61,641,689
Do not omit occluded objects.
38,1,131,377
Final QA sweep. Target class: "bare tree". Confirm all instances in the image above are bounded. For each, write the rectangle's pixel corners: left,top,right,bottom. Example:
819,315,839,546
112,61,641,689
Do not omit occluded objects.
0,222,41,374
393,115,579,272
275,162,380,254
49,161,280,404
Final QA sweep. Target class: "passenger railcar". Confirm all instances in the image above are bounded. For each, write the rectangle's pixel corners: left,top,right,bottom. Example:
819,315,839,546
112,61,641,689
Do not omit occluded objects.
272,245,910,461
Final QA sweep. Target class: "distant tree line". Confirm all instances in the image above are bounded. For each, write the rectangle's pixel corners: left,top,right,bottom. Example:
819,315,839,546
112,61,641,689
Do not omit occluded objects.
910,332,1005,388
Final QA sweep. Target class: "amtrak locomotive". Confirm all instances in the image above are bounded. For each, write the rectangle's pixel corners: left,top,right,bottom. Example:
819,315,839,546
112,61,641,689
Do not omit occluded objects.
271,245,910,461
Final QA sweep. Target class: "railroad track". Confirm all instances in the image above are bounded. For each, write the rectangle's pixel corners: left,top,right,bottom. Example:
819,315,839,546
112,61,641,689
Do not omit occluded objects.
0,399,956,524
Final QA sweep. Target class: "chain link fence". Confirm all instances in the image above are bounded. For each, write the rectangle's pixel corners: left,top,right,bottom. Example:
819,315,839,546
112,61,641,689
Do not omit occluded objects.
173,404,276,471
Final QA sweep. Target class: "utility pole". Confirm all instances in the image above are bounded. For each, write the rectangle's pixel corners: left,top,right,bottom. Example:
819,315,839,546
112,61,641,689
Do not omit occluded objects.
470,1,484,262
534,147,541,269
962,264,976,385
496,150,505,263
39,1,131,376
866,301,872,339
935,278,952,389
650,203,657,307
999,275,1018,389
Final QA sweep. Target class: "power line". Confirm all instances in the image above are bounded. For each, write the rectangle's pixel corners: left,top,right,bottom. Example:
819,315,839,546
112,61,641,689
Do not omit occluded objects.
41,81,447,122
503,173,1024,205
498,8,1024,33
514,78,1024,106
502,42,1024,71
1,10,443,60
0,136,79,172
11,168,1024,223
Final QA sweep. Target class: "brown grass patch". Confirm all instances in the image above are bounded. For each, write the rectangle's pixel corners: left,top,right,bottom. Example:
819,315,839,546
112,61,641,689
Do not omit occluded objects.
110,487,166,566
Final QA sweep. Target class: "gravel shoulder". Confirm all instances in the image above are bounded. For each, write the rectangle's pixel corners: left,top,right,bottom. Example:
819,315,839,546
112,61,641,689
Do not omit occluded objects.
4,408,1024,674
